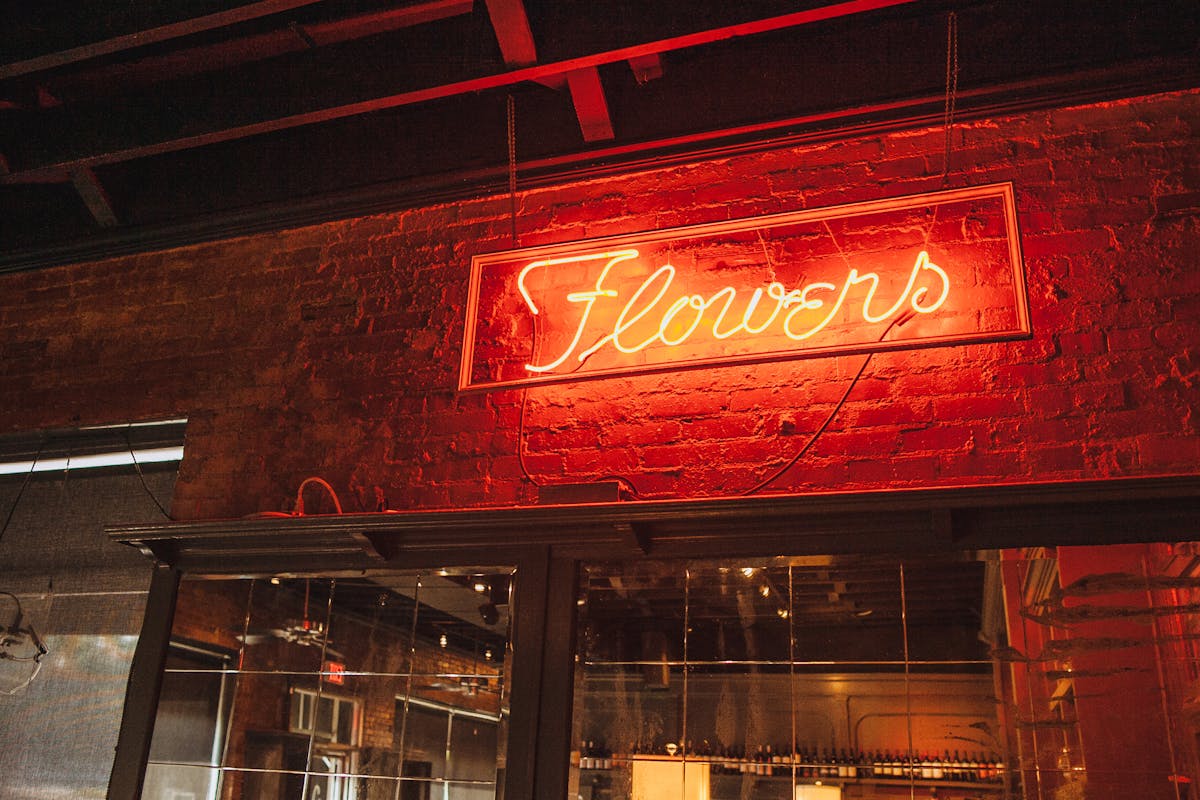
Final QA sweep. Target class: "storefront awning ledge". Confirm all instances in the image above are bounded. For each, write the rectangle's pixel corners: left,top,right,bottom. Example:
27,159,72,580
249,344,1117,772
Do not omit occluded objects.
104,475,1200,574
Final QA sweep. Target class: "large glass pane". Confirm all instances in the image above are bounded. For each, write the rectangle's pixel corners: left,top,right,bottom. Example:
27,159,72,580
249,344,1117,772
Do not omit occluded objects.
573,544,1200,800
0,589,148,800
142,567,514,800
572,554,1006,800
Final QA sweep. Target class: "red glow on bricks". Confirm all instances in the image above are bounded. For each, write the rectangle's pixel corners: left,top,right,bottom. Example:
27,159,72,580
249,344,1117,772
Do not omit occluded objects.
461,183,1029,391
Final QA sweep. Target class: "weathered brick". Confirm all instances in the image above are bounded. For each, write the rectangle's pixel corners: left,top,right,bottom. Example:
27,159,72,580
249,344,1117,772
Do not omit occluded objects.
1,89,1198,512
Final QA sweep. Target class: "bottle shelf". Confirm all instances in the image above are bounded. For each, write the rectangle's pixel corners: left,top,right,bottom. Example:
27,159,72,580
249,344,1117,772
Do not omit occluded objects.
577,755,1008,790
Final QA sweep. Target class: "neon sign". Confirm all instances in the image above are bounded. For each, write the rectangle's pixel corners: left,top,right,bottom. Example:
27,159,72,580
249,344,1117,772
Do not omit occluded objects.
459,183,1029,391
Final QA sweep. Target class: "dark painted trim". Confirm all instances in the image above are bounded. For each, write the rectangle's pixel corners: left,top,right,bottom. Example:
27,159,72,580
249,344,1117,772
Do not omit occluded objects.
534,556,581,799
504,547,552,800
107,475,1200,574
108,563,180,800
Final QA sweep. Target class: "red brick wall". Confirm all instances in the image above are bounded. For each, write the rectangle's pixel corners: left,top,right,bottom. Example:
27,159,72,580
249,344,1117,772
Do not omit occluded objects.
1,89,1197,519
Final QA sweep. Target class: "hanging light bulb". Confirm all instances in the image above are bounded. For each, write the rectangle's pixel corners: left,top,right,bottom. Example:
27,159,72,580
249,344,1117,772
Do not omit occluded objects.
439,633,448,648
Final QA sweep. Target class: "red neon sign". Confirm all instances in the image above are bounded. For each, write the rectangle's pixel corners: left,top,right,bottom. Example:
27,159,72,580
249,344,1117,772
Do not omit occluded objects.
460,183,1029,392
323,659,346,685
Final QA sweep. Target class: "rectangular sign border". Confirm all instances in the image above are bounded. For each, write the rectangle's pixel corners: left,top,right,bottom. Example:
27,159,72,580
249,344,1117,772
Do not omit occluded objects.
458,182,1030,393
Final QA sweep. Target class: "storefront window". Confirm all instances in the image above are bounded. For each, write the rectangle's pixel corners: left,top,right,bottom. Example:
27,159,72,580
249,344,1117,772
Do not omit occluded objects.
570,546,1200,800
141,568,514,800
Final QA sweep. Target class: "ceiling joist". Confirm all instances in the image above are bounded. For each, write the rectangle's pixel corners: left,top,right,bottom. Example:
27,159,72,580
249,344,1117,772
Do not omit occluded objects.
566,67,615,142
27,0,476,101
70,168,119,227
0,0,326,81
483,0,539,67
0,0,916,185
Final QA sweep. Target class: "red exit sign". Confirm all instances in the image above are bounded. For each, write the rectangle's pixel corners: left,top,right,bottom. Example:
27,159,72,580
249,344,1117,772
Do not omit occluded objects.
459,183,1029,392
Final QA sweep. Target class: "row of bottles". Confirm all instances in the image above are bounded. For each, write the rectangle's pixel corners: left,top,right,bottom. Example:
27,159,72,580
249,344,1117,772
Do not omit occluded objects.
577,740,1006,784
577,740,614,770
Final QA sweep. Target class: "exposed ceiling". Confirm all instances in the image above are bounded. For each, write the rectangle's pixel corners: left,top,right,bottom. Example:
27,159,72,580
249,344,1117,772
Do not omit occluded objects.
581,555,995,669
2,0,1197,271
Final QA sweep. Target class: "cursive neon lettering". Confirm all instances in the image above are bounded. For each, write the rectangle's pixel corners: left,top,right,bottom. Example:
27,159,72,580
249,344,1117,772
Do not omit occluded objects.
520,250,638,373
519,249,950,373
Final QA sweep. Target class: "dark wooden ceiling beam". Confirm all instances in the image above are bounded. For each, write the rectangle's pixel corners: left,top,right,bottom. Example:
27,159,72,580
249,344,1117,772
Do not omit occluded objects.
32,0,476,102
0,0,326,81
0,0,916,185
70,167,119,227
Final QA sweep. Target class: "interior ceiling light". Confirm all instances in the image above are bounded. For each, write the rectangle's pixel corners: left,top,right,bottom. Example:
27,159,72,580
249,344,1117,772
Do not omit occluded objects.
473,578,489,594
740,567,757,578
439,633,448,648
0,446,184,475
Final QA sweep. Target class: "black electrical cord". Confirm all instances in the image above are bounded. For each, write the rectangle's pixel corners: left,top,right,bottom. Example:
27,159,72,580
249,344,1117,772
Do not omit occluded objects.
741,312,913,496
0,440,44,548
123,428,172,519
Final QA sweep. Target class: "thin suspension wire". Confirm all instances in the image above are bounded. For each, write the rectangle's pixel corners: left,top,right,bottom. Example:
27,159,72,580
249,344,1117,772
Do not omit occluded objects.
941,11,959,187
508,92,546,492
507,94,519,248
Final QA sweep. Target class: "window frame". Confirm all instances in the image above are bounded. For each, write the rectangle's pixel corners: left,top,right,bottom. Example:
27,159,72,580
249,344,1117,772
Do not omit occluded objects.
107,475,1200,800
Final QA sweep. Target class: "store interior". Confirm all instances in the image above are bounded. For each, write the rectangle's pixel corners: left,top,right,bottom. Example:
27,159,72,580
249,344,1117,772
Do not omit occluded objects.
133,542,1200,800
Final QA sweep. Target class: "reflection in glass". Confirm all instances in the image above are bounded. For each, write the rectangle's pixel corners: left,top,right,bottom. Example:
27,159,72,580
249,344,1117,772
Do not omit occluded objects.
141,568,514,800
573,555,1011,800
0,591,148,799
573,546,1200,800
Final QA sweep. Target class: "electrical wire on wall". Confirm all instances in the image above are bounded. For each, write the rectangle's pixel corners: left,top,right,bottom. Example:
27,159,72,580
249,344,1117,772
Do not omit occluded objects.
740,311,914,496
743,175,944,496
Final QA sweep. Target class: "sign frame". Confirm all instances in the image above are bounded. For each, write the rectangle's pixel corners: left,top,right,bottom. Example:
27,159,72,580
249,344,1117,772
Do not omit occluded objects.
458,182,1030,392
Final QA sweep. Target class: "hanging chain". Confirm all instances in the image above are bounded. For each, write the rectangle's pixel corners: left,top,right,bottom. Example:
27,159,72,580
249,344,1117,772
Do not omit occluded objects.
507,94,519,247
941,11,959,187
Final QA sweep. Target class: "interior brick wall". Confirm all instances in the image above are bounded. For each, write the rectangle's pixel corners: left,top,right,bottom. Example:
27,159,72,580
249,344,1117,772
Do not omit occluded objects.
0,89,1196,519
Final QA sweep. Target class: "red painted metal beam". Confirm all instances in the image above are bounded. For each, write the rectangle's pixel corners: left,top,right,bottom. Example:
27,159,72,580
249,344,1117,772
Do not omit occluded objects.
628,54,664,84
483,0,539,67
566,67,615,142
0,0,917,185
